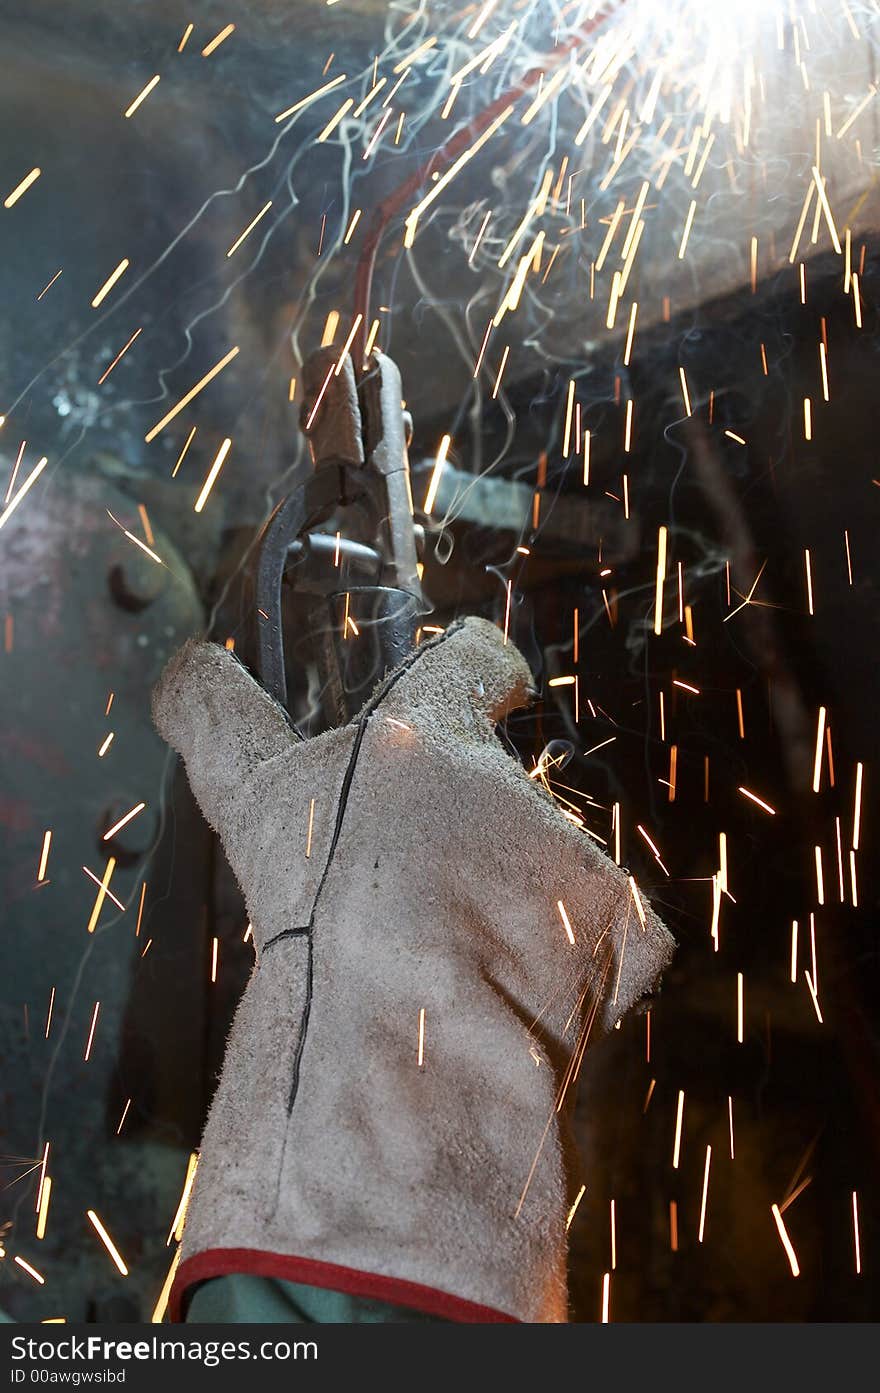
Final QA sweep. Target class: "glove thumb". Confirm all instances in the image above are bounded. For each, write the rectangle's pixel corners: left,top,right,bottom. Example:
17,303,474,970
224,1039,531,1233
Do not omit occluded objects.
152,639,294,834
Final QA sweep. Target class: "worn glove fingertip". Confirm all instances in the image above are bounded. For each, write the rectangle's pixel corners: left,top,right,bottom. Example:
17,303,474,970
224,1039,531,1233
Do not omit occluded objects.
456,615,536,720
152,637,210,748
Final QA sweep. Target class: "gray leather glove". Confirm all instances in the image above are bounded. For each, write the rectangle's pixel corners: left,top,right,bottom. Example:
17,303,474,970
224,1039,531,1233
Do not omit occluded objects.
153,616,673,1322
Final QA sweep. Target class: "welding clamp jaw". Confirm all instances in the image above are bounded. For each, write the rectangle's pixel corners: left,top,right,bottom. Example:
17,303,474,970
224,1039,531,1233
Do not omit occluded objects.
248,347,427,731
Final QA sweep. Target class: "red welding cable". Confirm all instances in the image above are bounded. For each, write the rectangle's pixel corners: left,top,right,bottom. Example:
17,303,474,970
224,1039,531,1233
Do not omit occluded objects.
352,2,623,363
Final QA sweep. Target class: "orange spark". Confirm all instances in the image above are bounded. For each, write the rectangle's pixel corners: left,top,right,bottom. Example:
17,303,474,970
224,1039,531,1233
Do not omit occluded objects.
771,1204,801,1276
652,524,668,637
0,456,48,531
151,1249,182,1324
677,200,696,259
334,316,363,372
491,346,509,399
98,328,143,386
628,877,647,930
698,1145,711,1243
124,75,160,119
805,970,824,1024
91,259,130,308
201,24,235,57
106,509,163,565
404,106,513,248
275,74,346,123
317,99,354,143
417,1007,426,1068
557,900,576,945
36,270,62,302
84,1001,101,1060
86,1210,129,1276
36,1143,49,1214
167,1153,199,1245
36,1176,52,1241
86,858,117,934
13,1255,44,1284
37,830,51,883
672,1089,684,1168
738,786,776,815
103,802,146,842
172,427,197,478
623,301,638,366
815,846,825,905
227,202,273,258
423,435,451,515
135,881,147,937
82,865,125,913
4,168,41,208
566,1184,587,1231
812,707,827,792
144,347,239,443
194,438,232,513
678,367,692,417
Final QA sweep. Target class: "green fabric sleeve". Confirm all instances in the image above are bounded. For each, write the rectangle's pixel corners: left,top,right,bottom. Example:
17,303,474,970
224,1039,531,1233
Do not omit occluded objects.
185,1274,447,1324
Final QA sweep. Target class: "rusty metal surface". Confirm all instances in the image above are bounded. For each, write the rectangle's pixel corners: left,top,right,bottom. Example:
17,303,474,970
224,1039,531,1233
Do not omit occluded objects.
0,464,203,1319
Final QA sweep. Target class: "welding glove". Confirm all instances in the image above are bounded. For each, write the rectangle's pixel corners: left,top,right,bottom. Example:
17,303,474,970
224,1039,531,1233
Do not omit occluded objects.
152,616,673,1323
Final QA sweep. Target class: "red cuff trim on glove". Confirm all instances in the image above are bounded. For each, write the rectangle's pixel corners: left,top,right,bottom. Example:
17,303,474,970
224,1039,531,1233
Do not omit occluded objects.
170,1248,519,1324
